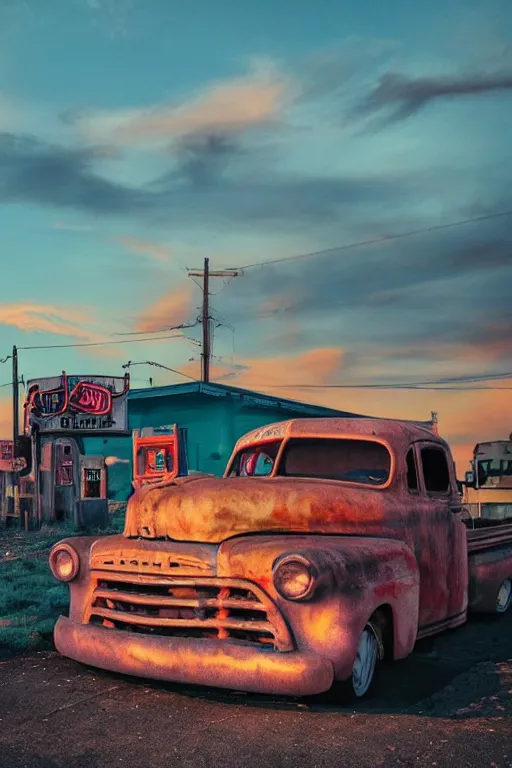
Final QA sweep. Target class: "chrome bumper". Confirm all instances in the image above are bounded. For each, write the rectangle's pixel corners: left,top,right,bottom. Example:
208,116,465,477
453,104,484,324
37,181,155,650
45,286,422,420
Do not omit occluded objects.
54,616,334,697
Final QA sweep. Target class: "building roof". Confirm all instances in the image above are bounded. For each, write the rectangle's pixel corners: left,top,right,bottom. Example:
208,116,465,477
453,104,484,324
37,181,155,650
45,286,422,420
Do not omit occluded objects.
128,381,364,417
129,381,437,432
474,440,512,459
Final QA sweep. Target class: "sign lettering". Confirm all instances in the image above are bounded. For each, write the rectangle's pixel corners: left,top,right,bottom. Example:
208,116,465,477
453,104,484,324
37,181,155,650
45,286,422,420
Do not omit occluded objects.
69,382,112,416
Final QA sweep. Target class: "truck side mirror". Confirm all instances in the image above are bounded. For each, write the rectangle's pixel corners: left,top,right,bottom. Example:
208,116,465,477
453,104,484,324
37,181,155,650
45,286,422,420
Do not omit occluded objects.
464,471,475,487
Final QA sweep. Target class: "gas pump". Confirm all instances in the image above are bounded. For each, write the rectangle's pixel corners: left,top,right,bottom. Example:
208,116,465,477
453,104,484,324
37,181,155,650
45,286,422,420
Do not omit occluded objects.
132,425,188,489
77,455,108,528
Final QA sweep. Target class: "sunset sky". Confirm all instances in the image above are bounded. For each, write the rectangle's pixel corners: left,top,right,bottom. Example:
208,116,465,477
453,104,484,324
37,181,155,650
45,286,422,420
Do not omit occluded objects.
0,0,511,473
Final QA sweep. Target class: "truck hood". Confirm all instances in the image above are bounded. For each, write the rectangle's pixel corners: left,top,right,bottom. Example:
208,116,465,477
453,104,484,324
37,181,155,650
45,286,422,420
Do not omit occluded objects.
123,475,388,543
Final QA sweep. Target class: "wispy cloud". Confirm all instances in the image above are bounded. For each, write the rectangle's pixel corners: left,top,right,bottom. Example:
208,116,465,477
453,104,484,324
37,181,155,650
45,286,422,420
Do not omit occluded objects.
67,61,289,148
0,128,415,233
114,235,172,263
135,283,196,333
0,302,125,359
52,221,94,232
360,70,512,125
0,0,136,40
0,132,146,214
0,303,94,338
181,347,345,390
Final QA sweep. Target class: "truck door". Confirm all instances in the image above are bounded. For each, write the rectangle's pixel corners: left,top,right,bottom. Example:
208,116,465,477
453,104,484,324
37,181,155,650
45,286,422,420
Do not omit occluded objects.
413,441,468,630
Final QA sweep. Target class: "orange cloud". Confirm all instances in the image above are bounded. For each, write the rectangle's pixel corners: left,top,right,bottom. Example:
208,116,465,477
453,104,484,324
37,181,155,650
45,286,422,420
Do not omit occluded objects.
74,64,288,147
0,397,10,439
181,347,345,387
384,337,512,366
0,303,94,339
0,303,128,361
114,236,172,264
135,283,195,333
240,347,345,387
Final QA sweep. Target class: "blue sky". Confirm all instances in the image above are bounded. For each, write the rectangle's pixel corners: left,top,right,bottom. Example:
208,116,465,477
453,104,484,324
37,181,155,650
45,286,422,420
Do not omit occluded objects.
0,0,511,466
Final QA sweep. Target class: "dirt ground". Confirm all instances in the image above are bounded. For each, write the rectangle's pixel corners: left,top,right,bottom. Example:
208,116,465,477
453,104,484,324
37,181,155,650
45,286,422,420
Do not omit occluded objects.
1,611,511,768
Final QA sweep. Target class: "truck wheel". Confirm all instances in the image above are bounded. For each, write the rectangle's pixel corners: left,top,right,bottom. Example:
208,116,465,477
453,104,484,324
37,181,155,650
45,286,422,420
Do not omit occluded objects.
350,620,384,699
496,579,512,613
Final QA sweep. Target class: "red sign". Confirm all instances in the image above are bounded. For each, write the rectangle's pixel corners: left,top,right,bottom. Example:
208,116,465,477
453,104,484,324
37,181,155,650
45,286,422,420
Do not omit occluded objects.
0,440,13,472
69,381,112,416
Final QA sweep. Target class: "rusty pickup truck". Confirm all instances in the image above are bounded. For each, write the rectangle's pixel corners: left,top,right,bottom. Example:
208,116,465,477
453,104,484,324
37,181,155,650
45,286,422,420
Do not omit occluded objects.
49,418,512,699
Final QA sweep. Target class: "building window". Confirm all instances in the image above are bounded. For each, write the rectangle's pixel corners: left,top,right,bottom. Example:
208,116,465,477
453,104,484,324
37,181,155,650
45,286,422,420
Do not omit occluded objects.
83,468,102,498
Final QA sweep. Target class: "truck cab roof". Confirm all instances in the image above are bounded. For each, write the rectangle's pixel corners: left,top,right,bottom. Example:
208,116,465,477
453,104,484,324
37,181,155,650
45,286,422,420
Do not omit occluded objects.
233,416,444,456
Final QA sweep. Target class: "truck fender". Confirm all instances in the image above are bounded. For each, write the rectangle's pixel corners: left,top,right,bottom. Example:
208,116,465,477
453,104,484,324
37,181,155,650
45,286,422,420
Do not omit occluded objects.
218,534,419,680
281,540,420,676
468,546,512,613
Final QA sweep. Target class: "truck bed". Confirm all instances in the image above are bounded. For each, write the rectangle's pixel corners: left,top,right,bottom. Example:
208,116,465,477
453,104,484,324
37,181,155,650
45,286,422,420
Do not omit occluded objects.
465,520,512,612
465,520,512,553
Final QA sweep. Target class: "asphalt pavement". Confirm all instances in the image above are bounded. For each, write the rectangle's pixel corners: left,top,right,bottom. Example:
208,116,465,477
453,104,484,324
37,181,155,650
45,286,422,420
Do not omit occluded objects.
1,611,511,768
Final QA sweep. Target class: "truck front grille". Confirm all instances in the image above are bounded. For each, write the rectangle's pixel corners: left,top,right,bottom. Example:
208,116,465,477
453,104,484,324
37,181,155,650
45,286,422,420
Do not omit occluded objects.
86,573,293,652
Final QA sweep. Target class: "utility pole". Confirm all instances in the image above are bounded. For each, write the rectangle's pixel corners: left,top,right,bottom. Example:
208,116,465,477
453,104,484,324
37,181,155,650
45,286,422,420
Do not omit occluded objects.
188,259,238,383
12,346,19,440
201,257,210,382
12,345,21,526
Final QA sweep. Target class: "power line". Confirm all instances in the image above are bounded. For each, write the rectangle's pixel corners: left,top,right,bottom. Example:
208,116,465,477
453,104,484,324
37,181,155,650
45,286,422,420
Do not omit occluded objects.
226,369,512,391
258,383,512,391
17,333,185,351
115,320,200,337
231,209,512,271
122,360,198,382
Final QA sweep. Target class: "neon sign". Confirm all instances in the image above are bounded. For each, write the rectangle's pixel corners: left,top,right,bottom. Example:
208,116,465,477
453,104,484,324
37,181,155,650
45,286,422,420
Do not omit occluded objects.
69,381,112,416
24,373,130,435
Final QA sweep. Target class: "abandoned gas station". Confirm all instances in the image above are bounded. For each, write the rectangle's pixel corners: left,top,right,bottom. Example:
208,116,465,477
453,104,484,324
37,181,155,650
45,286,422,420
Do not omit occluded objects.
0,373,130,529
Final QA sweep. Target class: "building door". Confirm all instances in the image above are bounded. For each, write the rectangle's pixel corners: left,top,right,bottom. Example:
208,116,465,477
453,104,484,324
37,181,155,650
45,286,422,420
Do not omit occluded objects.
54,439,78,522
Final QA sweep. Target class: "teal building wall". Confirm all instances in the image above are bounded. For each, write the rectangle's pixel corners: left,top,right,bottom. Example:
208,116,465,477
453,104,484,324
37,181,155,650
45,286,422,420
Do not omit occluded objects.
83,382,361,501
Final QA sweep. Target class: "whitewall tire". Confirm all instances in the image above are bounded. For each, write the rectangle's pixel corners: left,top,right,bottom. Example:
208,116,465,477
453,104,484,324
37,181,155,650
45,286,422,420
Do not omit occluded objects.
350,621,384,699
496,579,512,614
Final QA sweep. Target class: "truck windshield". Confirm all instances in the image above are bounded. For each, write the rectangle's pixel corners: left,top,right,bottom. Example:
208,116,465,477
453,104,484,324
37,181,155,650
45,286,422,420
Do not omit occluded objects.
477,459,512,487
278,438,391,485
228,440,282,477
228,437,391,484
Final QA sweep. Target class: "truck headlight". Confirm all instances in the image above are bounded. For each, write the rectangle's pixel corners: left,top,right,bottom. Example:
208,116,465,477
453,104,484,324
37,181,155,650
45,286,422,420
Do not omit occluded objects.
49,544,79,582
273,555,317,601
